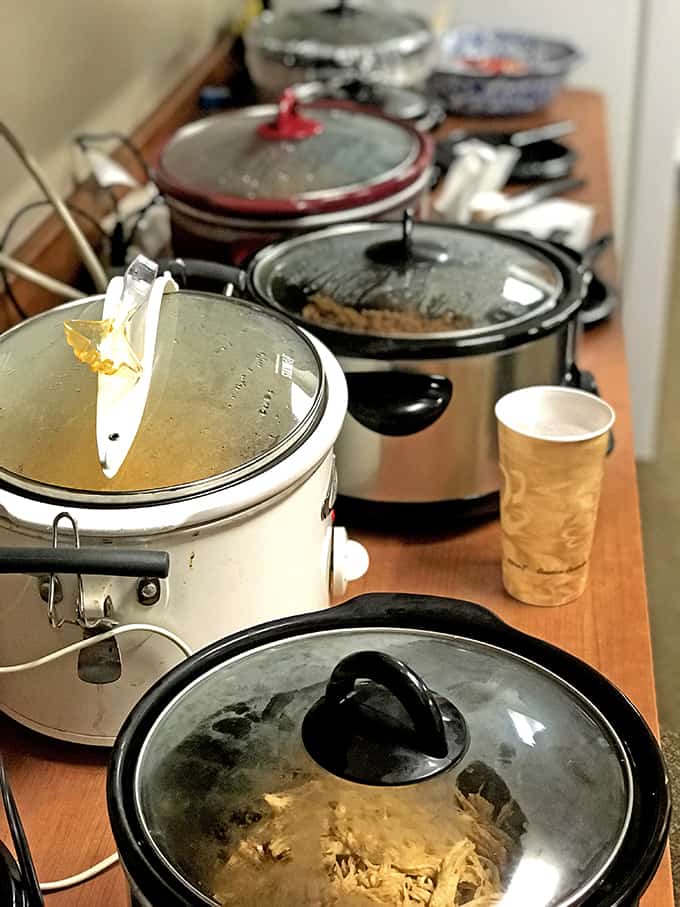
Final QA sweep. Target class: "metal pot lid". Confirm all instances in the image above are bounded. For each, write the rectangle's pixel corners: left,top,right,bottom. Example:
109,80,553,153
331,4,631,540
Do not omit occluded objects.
250,216,566,343
131,602,632,907
156,96,430,220
246,2,433,68
0,291,324,504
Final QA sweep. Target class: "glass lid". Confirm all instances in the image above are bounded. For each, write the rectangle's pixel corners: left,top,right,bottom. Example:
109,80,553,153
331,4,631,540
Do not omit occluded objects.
251,218,565,340
247,3,432,57
156,102,423,217
0,292,323,503
135,626,631,907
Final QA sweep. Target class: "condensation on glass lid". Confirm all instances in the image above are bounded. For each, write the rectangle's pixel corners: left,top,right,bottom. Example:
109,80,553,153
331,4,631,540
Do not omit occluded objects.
157,108,419,204
250,5,429,48
255,224,564,338
0,294,322,497
134,629,630,907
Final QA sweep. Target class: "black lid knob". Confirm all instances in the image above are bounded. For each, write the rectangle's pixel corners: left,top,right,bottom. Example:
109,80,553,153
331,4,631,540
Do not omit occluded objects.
302,651,468,786
323,0,356,15
365,211,450,267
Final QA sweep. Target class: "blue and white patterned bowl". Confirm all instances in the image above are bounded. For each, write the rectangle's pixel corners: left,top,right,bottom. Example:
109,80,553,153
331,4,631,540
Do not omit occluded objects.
429,26,582,116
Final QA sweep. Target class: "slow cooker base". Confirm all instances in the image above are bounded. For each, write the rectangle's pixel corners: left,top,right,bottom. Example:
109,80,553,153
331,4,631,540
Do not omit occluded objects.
334,492,499,530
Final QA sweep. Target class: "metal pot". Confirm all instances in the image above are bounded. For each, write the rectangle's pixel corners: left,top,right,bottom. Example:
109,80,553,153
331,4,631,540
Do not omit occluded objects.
244,0,435,99
107,592,670,907
246,215,591,514
0,289,367,745
156,92,433,265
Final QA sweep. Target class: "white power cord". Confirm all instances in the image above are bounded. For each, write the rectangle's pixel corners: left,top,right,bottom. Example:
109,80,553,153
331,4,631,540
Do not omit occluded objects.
0,623,193,893
40,852,121,892
0,122,108,291
0,250,82,300
0,622,193,674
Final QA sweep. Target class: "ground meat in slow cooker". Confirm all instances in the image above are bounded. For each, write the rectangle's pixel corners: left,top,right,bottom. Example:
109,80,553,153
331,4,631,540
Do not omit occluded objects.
302,293,472,334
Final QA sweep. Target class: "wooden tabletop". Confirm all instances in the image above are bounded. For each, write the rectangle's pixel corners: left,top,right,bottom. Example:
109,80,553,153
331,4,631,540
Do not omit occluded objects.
0,89,673,906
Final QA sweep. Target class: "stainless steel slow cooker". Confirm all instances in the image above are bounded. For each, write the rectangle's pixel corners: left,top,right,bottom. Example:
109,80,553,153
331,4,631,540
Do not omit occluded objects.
155,92,433,265
247,216,593,516
244,0,435,99
108,593,670,907
0,288,367,745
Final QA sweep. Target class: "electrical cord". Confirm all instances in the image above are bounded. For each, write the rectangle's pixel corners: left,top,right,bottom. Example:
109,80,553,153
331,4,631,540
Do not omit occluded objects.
0,623,193,893
74,133,157,266
0,622,193,673
0,122,108,291
0,199,110,319
0,252,82,300
74,131,152,183
40,852,120,892
124,192,163,253
0,199,109,249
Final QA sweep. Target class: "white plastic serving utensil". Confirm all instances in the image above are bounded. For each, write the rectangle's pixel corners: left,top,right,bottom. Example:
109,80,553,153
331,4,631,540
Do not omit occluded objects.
96,256,178,478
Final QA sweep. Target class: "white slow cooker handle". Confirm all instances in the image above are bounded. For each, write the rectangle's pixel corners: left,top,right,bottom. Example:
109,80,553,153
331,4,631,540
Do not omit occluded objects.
331,527,369,598
0,547,169,577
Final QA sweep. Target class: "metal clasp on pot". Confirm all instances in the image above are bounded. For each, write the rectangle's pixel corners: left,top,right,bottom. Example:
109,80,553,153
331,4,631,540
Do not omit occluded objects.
46,512,84,629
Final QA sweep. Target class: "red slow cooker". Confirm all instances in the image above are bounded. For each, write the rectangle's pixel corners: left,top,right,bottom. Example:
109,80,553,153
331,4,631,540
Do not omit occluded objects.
156,89,433,264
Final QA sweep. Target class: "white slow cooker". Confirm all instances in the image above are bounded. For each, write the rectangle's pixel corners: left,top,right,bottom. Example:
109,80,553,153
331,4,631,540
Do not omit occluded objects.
0,289,368,745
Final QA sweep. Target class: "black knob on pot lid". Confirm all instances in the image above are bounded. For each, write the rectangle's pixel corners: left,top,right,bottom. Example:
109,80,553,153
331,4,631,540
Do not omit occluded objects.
322,0,356,15
302,650,469,785
0,757,44,906
365,210,450,266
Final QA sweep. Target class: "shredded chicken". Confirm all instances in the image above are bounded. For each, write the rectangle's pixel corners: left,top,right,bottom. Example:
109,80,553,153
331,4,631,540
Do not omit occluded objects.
213,772,521,906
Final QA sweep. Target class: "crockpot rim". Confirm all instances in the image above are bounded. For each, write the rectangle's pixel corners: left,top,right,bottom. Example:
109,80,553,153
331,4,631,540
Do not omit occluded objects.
155,100,433,221
245,4,434,62
107,592,670,907
165,166,432,232
0,291,334,510
246,222,585,360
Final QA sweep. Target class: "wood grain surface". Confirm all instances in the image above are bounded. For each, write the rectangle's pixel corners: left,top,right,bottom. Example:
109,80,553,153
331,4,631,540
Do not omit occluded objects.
0,89,673,905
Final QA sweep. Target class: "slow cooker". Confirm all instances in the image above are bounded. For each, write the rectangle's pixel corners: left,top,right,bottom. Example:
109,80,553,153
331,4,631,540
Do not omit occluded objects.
247,214,597,517
244,0,435,99
107,592,671,907
155,91,433,265
0,288,367,745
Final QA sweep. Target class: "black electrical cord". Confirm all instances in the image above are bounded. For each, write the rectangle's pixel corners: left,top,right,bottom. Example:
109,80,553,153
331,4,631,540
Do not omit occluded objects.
0,199,110,321
123,192,163,254
74,132,158,266
74,131,152,182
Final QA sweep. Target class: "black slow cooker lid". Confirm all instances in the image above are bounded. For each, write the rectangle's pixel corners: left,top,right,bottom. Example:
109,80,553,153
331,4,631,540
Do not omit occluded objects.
249,218,574,356
126,595,636,907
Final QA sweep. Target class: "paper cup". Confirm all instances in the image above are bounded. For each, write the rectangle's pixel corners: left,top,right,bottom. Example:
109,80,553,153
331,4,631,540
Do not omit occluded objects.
495,386,615,606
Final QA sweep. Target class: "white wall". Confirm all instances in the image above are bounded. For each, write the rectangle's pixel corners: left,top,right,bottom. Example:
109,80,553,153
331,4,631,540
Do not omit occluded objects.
0,0,242,248
621,0,680,460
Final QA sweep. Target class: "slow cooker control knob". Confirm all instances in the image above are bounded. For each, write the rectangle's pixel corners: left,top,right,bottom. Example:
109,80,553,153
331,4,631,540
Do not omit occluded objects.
331,527,369,597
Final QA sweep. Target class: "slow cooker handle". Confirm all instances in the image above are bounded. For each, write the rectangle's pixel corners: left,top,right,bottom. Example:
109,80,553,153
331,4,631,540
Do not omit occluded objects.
0,547,169,578
346,371,453,436
157,258,248,296
332,592,508,632
324,650,449,757
302,649,469,785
